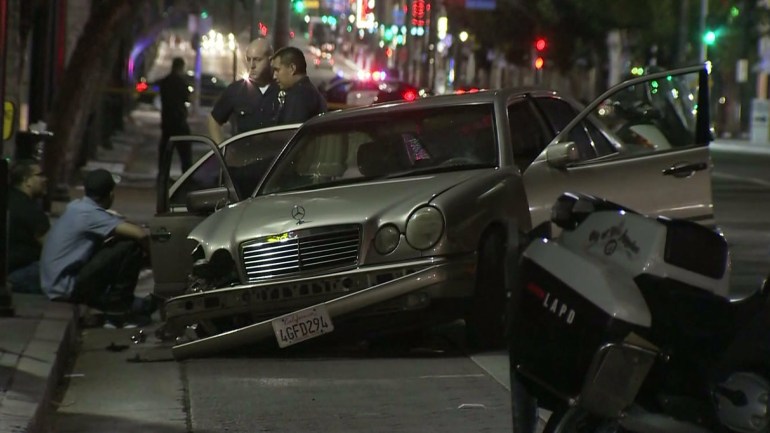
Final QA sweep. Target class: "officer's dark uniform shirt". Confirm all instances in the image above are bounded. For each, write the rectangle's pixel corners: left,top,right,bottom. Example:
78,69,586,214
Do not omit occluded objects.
276,76,327,124
158,72,190,134
211,79,281,133
8,188,49,272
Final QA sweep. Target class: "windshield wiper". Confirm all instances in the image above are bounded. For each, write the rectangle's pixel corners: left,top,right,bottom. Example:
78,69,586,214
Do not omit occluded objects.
385,163,495,179
267,175,384,194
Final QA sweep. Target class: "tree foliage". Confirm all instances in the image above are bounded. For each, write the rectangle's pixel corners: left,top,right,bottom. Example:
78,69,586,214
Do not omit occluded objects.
43,0,152,188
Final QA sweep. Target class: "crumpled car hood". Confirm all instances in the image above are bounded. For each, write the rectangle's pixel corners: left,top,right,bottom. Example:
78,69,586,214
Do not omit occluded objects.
189,171,482,253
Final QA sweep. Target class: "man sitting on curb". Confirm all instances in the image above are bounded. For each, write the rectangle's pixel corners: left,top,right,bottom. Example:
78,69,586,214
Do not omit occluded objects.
8,159,50,293
40,169,157,328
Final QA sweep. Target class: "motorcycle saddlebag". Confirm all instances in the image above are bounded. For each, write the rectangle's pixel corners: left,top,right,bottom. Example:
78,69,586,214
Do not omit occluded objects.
510,254,654,414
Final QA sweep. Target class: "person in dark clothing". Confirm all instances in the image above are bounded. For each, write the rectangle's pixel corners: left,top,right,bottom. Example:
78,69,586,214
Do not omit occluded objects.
208,38,281,143
41,169,156,328
159,56,192,173
270,46,327,124
7,159,50,293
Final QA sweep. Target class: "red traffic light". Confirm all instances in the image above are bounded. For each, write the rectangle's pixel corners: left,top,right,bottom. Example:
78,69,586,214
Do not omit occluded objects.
534,56,545,70
535,38,547,51
135,81,149,93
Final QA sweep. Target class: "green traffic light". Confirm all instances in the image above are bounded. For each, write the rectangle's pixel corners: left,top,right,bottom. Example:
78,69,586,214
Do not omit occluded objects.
201,10,209,19
293,1,305,13
703,30,717,45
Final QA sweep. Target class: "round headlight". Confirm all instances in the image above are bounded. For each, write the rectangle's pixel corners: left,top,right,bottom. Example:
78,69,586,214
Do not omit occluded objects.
405,206,444,250
374,224,400,254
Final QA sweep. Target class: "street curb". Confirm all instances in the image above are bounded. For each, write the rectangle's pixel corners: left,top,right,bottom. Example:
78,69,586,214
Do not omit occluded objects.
0,301,77,433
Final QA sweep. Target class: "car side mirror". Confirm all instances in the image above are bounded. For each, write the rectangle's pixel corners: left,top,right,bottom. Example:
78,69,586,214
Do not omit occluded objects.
545,142,579,168
186,187,230,214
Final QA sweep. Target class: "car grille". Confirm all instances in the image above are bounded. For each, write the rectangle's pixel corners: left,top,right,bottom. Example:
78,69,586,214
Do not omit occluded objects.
241,225,361,282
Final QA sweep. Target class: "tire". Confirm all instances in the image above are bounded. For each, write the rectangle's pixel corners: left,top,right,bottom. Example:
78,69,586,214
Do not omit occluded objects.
465,232,507,350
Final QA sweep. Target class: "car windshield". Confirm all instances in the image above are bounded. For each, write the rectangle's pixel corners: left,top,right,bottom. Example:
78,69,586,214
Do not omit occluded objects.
260,105,497,194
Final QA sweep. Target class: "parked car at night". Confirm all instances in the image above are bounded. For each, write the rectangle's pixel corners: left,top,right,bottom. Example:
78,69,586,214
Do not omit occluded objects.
135,71,228,107
322,76,424,108
151,65,714,358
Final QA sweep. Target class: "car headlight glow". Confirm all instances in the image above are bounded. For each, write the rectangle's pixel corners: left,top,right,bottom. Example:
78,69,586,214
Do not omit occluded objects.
405,206,444,250
374,224,400,254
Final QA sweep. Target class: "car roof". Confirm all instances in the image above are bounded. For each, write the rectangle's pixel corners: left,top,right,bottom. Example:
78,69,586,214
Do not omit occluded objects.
306,87,566,125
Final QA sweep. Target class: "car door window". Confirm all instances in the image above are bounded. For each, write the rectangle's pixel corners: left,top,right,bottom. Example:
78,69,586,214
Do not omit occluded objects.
168,153,220,208
168,128,295,207
593,75,699,154
507,101,550,171
535,97,613,161
224,128,296,197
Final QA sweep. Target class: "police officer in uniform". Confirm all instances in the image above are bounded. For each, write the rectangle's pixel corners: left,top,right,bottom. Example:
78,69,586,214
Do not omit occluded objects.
208,38,281,143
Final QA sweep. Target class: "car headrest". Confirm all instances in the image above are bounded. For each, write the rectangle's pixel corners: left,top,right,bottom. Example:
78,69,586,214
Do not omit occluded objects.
357,141,385,177
357,140,408,177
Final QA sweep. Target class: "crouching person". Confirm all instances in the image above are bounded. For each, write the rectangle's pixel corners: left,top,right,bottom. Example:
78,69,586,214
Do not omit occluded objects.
41,169,156,328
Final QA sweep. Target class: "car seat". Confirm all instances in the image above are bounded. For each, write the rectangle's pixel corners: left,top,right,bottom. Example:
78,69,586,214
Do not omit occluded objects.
357,140,409,177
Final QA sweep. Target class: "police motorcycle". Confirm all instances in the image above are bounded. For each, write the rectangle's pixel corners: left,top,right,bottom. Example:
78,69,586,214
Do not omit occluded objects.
508,192,770,433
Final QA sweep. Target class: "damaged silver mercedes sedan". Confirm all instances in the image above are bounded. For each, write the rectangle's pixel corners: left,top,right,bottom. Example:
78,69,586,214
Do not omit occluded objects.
151,65,715,358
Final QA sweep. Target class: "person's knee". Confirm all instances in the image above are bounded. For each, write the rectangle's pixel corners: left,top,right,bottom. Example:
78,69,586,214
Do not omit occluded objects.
108,238,142,254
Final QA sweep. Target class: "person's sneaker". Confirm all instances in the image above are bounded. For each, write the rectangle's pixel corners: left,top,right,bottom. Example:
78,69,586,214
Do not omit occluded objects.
123,313,152,328
134,295,160,317
103,315,123,329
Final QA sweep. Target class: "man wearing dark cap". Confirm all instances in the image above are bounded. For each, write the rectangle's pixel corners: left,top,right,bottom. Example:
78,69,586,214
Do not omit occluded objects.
40,169,155,327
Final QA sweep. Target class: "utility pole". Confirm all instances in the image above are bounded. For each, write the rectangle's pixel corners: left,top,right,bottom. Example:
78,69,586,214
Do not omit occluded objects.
676,0,689,65
274,0,289,50
699,0,708,62
0,0,13,317
251,0,261,41
231,0,238,82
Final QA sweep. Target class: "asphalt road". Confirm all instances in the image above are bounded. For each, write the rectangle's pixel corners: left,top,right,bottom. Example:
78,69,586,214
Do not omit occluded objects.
711,145,770,296
47,142,770,433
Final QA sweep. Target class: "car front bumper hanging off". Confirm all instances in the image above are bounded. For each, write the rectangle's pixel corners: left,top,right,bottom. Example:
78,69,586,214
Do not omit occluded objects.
171,262,464,359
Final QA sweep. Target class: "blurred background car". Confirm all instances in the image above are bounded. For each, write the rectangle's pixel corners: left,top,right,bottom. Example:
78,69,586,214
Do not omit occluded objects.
313,51,335,69
135,71,228,108
321,72,424,108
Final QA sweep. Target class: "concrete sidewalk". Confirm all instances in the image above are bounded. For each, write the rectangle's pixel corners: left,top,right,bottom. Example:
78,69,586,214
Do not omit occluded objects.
0,295,77,433
0,106,189,433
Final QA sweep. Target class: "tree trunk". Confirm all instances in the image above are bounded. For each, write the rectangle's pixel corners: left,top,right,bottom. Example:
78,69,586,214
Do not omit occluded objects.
43,0,146,191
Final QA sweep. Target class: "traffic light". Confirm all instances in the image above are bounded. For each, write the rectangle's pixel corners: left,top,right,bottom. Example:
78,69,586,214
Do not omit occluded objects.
534,37,547,70
292,0,305,14
703,29,718,46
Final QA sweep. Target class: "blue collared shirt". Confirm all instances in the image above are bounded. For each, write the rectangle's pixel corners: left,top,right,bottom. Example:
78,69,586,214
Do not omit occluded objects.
40,197,122,300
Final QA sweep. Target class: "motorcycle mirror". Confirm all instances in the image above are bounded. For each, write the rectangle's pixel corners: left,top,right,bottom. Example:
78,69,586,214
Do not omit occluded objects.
552,192,639,231
551,193,593,230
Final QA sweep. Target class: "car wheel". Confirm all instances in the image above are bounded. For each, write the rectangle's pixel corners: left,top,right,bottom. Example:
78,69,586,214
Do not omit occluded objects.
465,231,507,350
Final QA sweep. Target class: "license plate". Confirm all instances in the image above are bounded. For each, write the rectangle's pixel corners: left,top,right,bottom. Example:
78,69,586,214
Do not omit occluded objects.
271,305,334,348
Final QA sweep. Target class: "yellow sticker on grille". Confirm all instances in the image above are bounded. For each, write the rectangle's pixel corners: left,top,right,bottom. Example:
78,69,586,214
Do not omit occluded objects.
266,232,291,243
